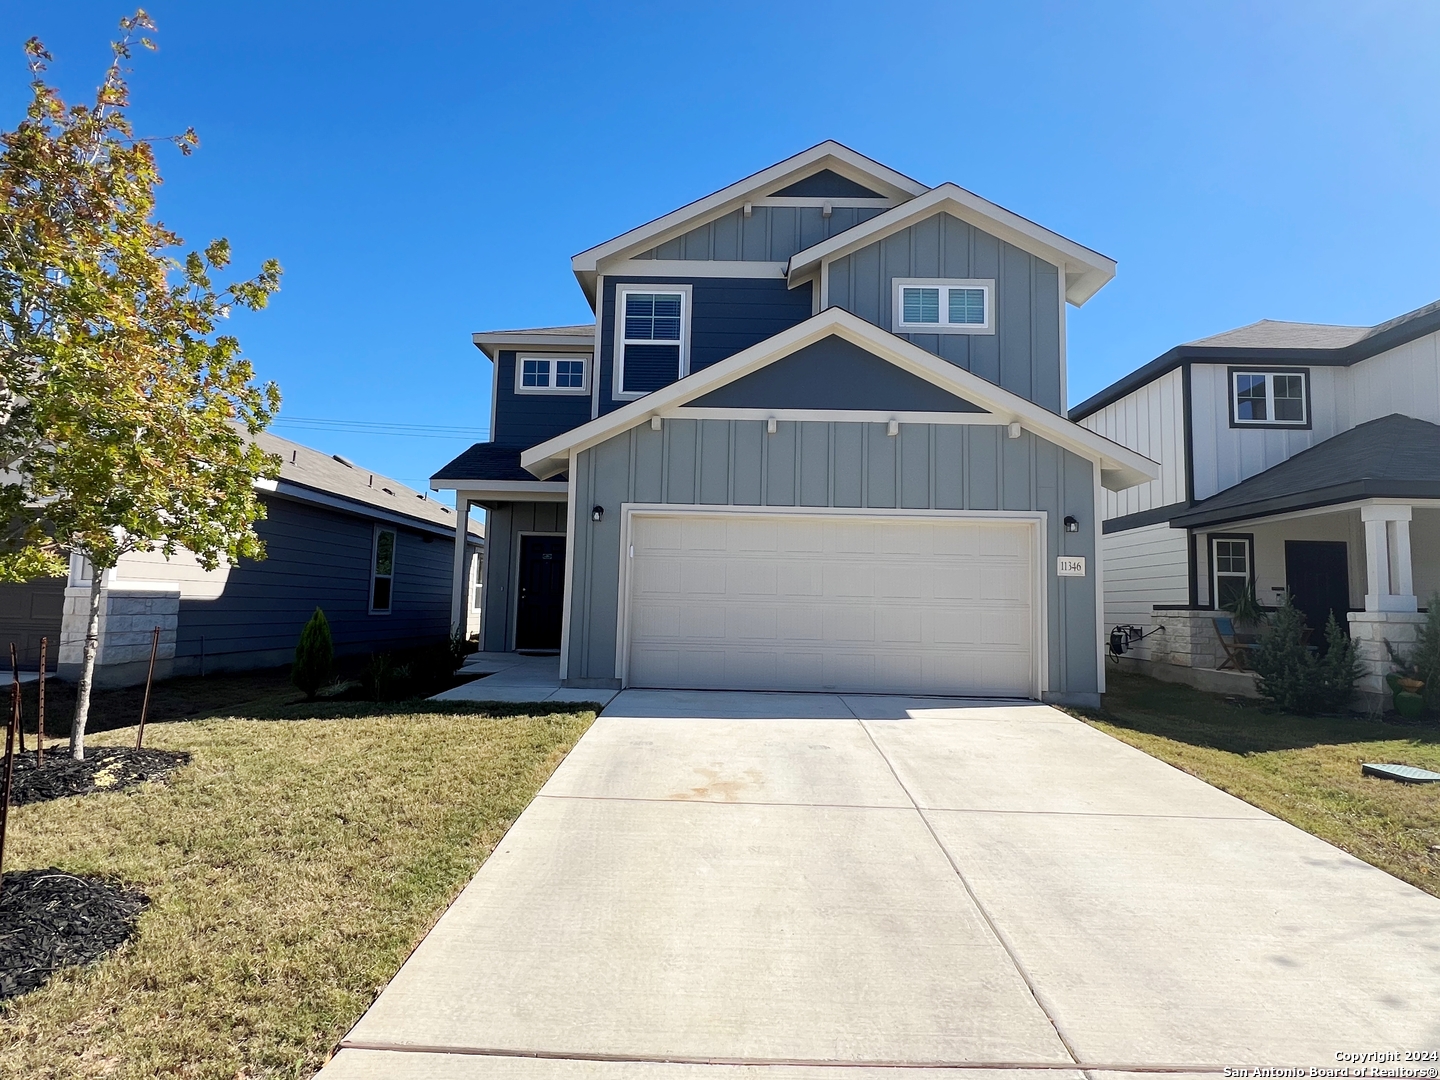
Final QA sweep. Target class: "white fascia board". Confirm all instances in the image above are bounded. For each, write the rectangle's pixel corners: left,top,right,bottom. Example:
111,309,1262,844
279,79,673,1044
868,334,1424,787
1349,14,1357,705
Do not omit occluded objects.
600,260,788,280
428,479,568,500
471,332,595,361
569,142,928,295
257,478,463,537
520,307,1157,491
786,183,1117,306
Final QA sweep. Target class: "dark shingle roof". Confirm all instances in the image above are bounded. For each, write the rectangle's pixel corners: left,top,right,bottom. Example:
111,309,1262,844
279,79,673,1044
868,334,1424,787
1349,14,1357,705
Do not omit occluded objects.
431,442,566,484
1170,414,1440,529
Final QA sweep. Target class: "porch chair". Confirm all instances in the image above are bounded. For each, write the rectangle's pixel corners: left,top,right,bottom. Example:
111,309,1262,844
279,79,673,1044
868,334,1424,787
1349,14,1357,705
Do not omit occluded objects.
1213,616,1260,672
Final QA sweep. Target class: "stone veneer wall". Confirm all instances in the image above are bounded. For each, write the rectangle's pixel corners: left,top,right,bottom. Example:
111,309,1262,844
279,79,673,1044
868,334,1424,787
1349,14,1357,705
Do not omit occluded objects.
1348,610,1426,711
58,581,179,688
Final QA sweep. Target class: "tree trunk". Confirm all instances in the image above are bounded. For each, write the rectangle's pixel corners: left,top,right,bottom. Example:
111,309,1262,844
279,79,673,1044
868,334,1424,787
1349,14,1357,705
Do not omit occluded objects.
70,571,104,761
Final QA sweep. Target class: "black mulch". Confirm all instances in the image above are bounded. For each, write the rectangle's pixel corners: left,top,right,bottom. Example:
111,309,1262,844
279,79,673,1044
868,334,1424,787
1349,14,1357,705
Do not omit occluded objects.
0,868,148,1000
6,746,190,807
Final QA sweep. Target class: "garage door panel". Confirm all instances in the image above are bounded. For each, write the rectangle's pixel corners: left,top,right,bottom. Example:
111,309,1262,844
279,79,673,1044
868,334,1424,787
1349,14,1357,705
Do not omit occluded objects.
626,514,1036,697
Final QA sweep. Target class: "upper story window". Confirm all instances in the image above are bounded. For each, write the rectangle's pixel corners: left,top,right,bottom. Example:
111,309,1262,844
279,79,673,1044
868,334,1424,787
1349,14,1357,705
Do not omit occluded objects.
514,354,590,395
1230,369,1309,427
370,526,396,614
615,285,691,399
893,278,994,335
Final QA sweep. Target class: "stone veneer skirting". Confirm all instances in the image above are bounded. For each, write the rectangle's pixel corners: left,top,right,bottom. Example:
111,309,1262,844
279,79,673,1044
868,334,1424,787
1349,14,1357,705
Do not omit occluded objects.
58,582,179,689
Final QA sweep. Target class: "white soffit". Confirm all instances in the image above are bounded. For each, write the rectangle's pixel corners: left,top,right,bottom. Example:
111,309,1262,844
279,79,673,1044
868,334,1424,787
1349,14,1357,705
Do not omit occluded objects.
521,307,1157,491
786,183,1117,306
569,142,928,303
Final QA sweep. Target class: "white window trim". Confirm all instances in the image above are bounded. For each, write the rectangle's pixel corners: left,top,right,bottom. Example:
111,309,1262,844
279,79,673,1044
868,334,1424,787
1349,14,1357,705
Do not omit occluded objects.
892,278,995,335
612,283,692,401
470,551,483,612
1211,536,1252,610
514,353,591,396
369,525,397,615
1231,369,1308,426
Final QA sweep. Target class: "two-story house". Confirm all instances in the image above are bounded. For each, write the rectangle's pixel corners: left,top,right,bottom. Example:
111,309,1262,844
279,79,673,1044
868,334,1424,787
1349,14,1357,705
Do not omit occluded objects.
433,143,1157,707
1071,301,1440,706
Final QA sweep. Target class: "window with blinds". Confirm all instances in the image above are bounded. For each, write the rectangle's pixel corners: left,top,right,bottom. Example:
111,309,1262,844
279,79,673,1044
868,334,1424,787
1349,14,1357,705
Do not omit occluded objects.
616,286,690,397
892,279,994,334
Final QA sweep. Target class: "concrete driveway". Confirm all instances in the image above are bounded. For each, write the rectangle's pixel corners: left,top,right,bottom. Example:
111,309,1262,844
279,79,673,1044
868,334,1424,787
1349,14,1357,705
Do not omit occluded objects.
321,692,1440,1078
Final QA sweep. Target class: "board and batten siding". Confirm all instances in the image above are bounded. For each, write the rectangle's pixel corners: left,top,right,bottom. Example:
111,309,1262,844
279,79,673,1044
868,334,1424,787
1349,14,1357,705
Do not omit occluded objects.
1077,366,1187,519
131,497,455,674
479,500,567,652
827,212,1064,414
565,417,1098,696
1099,522,1189,655
634,205,886,264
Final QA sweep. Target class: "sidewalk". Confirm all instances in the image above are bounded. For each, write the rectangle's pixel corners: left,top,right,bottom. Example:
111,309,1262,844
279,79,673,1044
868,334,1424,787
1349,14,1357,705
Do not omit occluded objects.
430,651,619,707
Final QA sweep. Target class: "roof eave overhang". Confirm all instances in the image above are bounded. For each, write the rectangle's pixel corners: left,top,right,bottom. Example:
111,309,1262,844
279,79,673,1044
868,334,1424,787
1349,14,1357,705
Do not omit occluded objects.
785,184,1116,307
569,142,929,295
256,478,463,538
520,308,1157,492
1170,480,1440,530
471,331,596,361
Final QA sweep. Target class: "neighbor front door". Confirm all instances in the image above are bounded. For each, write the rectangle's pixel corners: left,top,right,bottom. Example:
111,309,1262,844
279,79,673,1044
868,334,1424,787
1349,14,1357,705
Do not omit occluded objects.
1285,540,1350,652
515,534,566,652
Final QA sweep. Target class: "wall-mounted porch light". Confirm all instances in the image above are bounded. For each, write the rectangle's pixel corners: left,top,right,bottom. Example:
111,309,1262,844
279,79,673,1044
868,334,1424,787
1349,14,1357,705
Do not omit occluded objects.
591,505,605,523
1064,515,1080,533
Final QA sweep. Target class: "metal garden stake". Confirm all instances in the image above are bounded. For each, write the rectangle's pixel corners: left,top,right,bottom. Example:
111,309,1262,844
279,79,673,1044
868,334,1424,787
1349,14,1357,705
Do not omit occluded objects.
0,678,18,885
136,625,160,751
9,643,21,755
36,636,46,768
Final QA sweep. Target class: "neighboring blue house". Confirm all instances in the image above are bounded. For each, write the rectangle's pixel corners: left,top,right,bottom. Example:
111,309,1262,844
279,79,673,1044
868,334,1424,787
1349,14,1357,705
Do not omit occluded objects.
3,431,484,688
433,143,1156,706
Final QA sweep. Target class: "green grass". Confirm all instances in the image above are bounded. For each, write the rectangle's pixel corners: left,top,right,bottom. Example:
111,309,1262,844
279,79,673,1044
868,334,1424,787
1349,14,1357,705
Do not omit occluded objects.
0,684,594,1079
1084,671,1440,897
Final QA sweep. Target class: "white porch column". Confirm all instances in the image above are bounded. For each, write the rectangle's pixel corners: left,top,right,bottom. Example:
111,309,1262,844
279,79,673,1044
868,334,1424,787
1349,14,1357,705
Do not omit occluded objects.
1361,504,1417,613
450,494,472,633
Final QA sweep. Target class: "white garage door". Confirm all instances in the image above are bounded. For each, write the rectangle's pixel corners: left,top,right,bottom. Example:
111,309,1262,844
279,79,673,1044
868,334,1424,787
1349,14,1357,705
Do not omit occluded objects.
624,511,1037,697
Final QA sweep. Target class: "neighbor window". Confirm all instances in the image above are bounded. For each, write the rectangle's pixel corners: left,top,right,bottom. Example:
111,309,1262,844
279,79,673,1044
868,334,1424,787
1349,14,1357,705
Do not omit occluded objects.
615,286,690,397
470,552,483,611
893,279,994,334
370,527,396,614
1231,370,1308,426
1212,537,1251,610
515,354,589,395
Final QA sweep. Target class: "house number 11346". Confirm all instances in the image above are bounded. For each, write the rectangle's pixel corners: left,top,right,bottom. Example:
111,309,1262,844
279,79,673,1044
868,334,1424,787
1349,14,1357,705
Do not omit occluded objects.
1056,556,1086,577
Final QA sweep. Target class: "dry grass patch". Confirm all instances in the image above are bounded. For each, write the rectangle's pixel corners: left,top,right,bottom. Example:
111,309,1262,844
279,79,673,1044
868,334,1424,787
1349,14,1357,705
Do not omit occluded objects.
1085,672,1440,897
0,701,593,1079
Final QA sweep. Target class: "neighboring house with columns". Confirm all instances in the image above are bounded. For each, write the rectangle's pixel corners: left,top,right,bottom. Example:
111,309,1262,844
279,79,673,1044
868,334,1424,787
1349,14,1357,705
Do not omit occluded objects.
1070,299,1440,708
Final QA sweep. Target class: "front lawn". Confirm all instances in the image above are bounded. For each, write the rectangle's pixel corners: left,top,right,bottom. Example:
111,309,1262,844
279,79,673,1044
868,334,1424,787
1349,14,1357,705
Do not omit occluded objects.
1086,671,1440,898
0,696,594,1079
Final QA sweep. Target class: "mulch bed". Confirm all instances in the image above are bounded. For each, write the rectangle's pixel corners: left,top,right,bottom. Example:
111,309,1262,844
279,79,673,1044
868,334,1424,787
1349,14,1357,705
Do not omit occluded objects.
6,746,190,807
0,868,148,1000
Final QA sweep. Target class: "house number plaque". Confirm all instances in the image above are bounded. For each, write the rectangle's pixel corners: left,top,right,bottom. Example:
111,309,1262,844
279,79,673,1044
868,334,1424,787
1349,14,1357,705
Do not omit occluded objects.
1056,556,1086,577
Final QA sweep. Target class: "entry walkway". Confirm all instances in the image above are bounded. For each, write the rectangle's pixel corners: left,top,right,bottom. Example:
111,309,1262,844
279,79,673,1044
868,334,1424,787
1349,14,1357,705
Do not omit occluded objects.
432,651,619,707
322,690,1440,1077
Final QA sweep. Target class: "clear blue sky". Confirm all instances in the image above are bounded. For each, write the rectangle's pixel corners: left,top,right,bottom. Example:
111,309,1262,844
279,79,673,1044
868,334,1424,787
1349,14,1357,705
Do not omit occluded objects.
6,2,1440,495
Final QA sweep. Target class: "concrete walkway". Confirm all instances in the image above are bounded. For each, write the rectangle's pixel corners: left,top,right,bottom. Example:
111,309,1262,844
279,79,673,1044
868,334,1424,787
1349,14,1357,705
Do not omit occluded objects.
322,690,1440,1078
432,651,619,707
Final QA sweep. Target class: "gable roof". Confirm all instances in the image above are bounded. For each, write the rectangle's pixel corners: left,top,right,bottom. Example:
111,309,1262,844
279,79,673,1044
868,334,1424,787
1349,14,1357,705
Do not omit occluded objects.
569,142,927,304
520,307,1157,492
785,183,1117,306
1070,296,1440,422
1169,414,1440,529
255,430,481,540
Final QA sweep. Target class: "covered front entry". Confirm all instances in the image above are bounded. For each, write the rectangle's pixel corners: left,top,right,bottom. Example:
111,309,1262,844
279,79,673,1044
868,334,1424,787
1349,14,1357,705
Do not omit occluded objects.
621,508,1040,697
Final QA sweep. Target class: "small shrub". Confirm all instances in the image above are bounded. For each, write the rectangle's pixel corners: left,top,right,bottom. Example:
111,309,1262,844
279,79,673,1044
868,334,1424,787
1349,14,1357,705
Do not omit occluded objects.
1252,597,1359,715
361,653,414,702
1222,583,1269,628
1383,593,1440,715
291,608,333,700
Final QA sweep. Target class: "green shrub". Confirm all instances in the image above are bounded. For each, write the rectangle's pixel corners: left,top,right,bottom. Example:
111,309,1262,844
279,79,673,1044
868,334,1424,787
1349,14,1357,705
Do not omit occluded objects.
1385,593,1440,715
291,608,333,700
1222,582,1269,628
361,652,413,702
1252,597,1359,715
